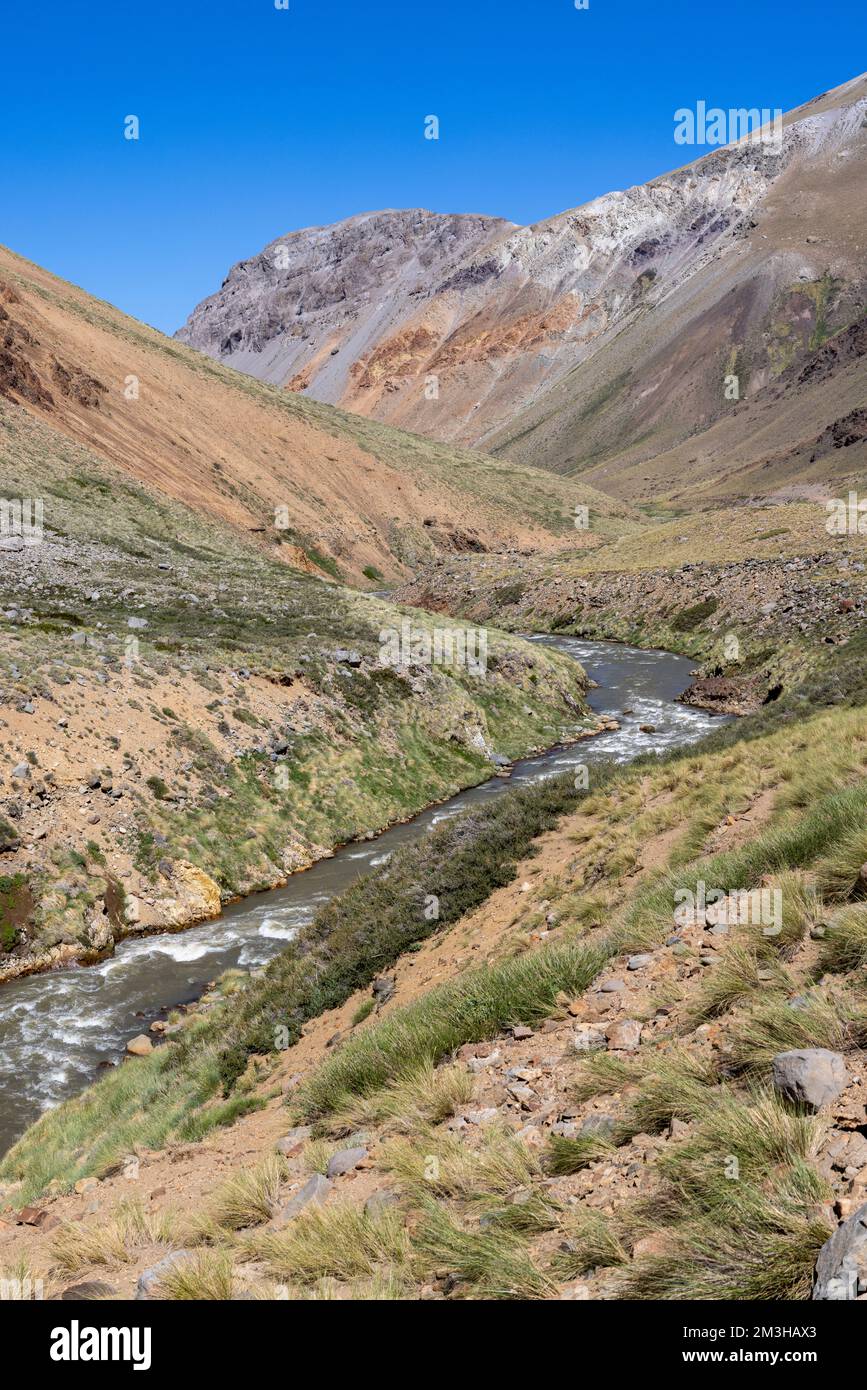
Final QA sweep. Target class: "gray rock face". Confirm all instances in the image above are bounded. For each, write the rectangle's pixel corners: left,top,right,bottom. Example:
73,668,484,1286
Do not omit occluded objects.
326,1146,368,1179
813,1202,867,1299
271,1172,332,1227
771,1049,848,1112
174,82,867,465
136,1249,194,1300
176,209,507,402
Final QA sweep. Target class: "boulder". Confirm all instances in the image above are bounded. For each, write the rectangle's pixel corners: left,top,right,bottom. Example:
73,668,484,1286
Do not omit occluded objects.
271,1173,332,1227
126,1035,153,1057
606,1019,643,1052
772,1049,848,1112
136,1250,194,1300
326,1146,369,1179
813,1202,867,1299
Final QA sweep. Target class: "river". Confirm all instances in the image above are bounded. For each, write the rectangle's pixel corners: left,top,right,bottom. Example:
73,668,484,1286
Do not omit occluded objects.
0,637,723,1155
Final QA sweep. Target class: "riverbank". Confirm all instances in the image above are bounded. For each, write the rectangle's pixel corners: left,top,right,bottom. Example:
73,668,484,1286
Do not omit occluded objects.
3,654,866,1301
0,583,600,983
394,512,867,714
0,639,718,1155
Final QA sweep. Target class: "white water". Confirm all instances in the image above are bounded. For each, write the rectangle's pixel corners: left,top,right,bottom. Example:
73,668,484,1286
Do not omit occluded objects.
0,637,722,1154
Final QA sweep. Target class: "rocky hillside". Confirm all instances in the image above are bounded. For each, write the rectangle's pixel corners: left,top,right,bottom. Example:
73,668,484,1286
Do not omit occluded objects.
0,246,627,590
177,75,867,499
0,393,602,981
395,497,867,714
3,635,867,1301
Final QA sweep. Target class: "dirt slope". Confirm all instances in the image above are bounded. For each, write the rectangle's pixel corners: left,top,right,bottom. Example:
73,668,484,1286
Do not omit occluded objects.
0,247,628,588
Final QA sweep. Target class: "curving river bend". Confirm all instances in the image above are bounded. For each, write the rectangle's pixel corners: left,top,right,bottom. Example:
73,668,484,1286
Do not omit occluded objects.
0,637,724,1155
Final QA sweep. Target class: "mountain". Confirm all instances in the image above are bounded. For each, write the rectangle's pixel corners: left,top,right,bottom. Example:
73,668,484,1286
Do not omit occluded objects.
0,245,636,591
177,73,867,499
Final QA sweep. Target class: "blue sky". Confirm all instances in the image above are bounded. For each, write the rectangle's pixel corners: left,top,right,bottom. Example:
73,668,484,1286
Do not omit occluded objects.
2,0,864,333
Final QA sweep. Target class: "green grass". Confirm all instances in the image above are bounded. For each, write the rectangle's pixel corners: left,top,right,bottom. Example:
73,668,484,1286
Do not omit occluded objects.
614,1089,831,1300
297,937,609,1121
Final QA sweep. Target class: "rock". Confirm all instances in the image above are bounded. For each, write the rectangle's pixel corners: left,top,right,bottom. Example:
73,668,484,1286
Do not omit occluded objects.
127,616,148,629
463,1108,499,1126
512,1025,534,1039
136,1250,194,1300
606,1019,643,1051
11,762,31,782
571,1025,606,1053
813,1202,867,1299
276,1125,312,1157
271,1173,332,1226
598,978,626,993
364,1189,400,1216
326,1146,368,1179
371,975,396,1005
772,1049,848,1112
16,1206,55,1228
61,1282,118,1301
579,1113,616,1139
467,1048,501,1073
73,1177,98,1195
627,954,653,971
126,1034,153,1057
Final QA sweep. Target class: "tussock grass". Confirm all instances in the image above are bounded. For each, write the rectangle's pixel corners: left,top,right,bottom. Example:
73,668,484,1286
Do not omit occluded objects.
0,1254,56,1301
554,1208,629,1278
201,1155,286,1231
329,1061,474,1134
51,1199,176,1274
545,1133,614,1175
571,1052,641,1103
725,987,867,1076
617,1047,719,1139
815,823,867,901
384,1125,540,1202
613,1088,831,1299
685,943,792,1027
817,904,867,974
297,938,610,1120
415,1198,555,1299
758,870,822,958
160,1250,235,1300
249,1202,412,1285
614,783,867,957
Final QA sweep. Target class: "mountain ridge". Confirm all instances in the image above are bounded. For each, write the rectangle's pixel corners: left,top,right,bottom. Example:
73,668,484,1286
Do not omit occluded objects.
176,71,867,498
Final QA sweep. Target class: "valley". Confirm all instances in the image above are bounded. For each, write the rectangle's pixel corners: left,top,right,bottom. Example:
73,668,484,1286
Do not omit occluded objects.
1,55,866,1311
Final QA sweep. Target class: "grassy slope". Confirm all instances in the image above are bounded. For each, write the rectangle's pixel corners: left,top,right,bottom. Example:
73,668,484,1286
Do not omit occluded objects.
393,497,867,702
0,398,596,971
4,631,866,1309
0,243,642,585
